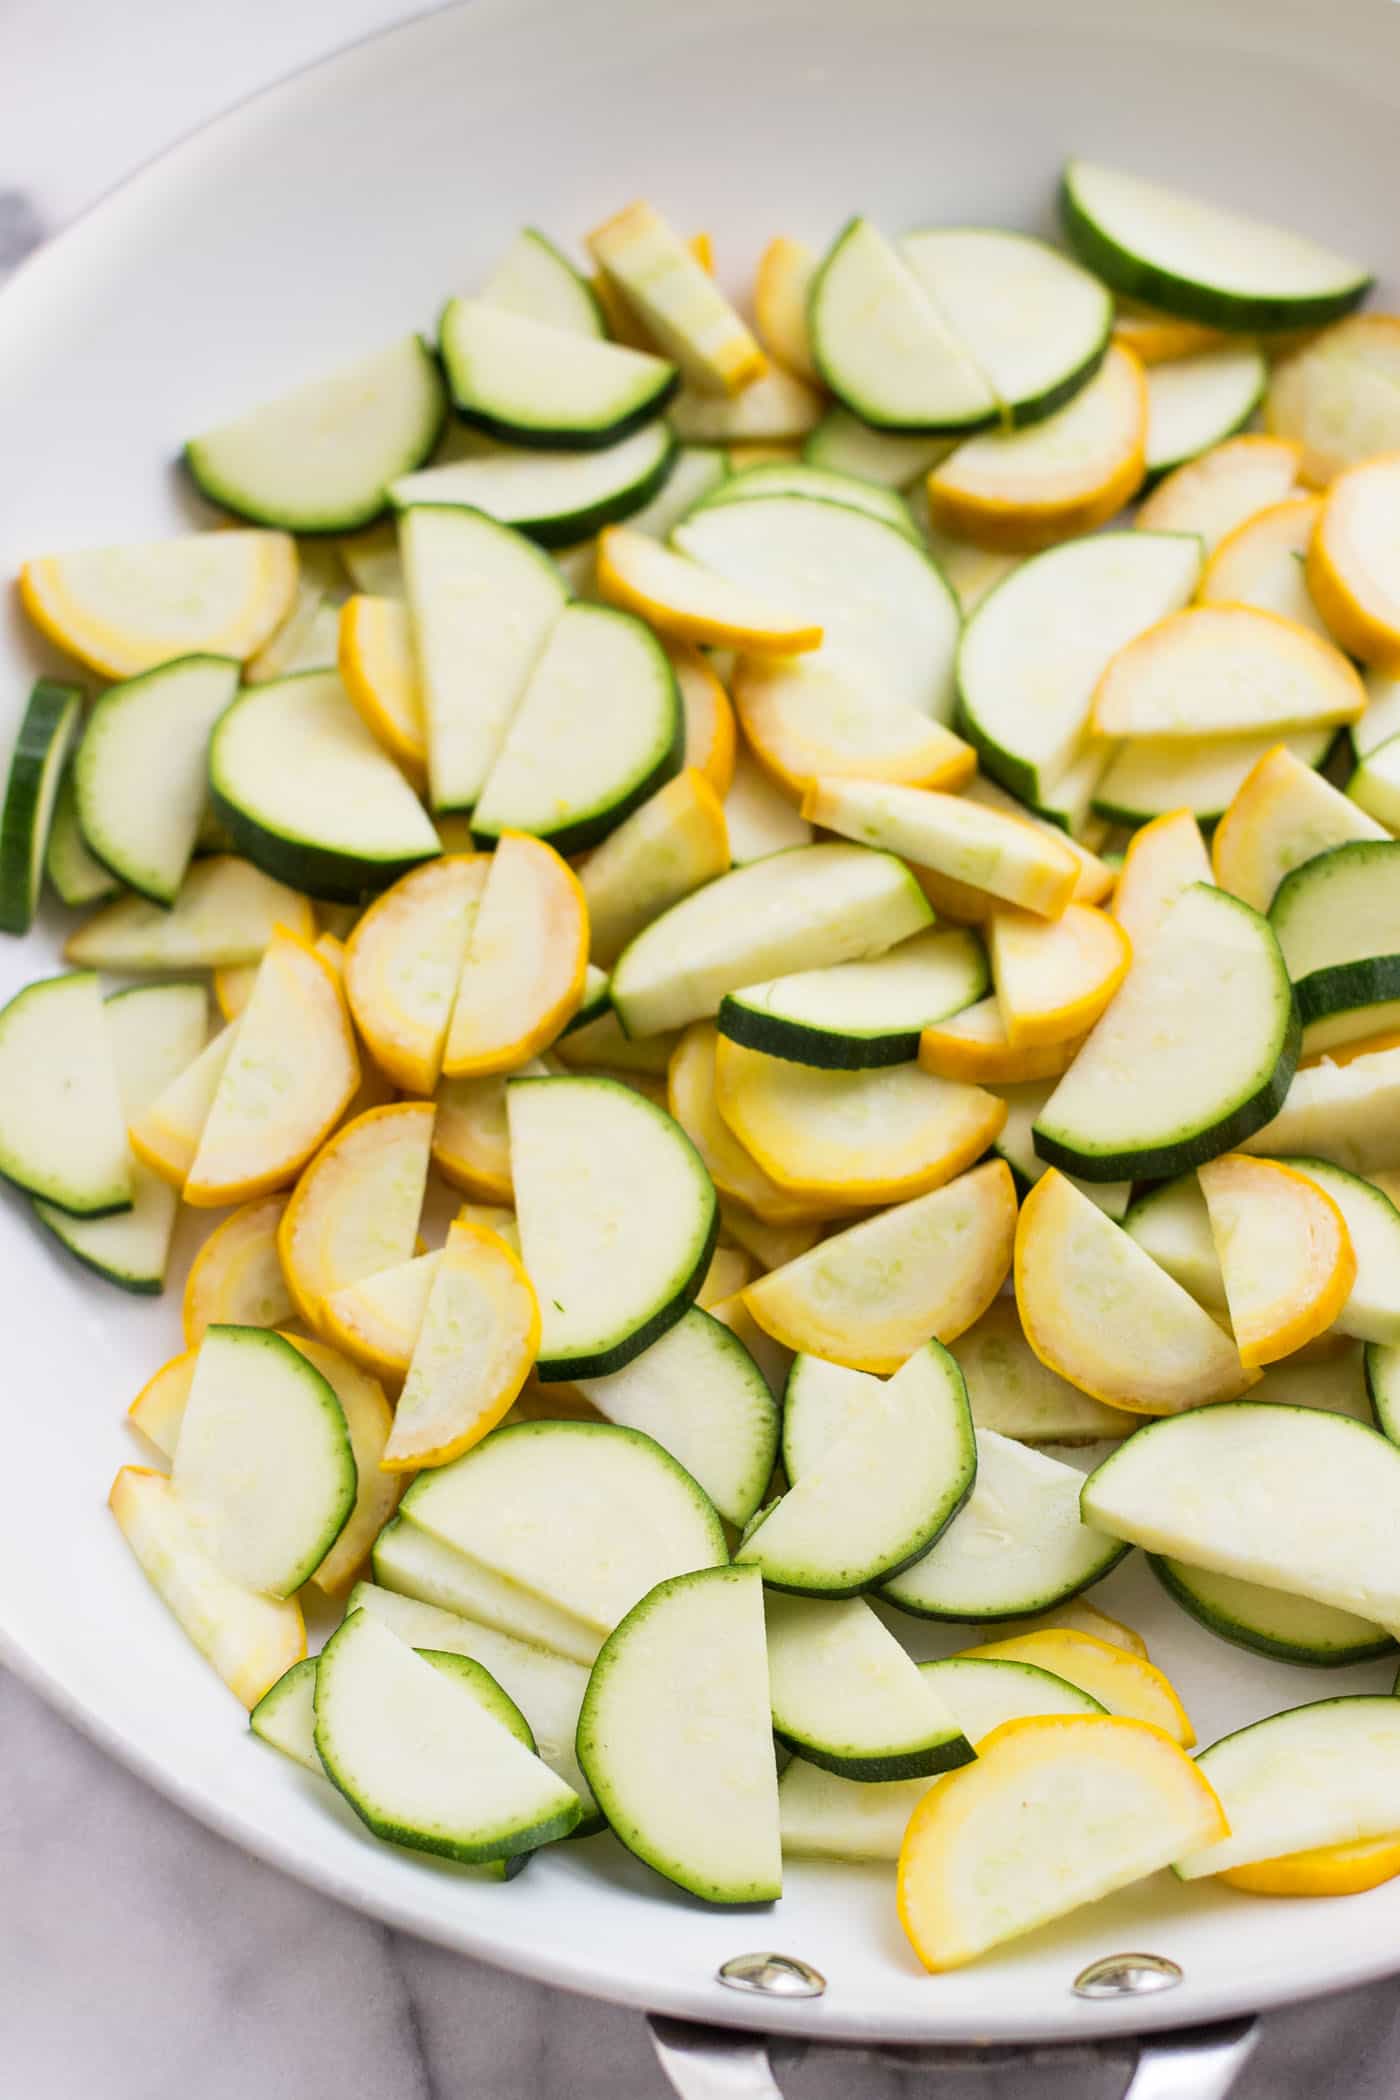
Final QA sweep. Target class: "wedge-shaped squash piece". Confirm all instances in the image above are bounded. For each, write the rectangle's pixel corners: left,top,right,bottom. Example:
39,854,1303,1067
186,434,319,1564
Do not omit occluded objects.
1200,495,1329,637
612,841,931,1038
1082,1402,1400,1626
440,297,677,448
723,749,812,864
670,365,823,444
277,1100,433,1328
373,1513,601,1665
745,1159,1016,1371
1243,1042,1400,1176
430,1054,549,1200
919,995,1086,1086
990,1077,1131,1220
806,779,1078,920
0,678,82,932
1222,1835,1400,1899
185,929,359,1206
808,218,996,433
955,1628,1194,1745
596,524,818,652
383,1222,539,1470
44,763,117,912
897,1714,1225,1970
323,1249,440,1381
509,1074,716,1379
1093,725,1331,830
338,593,426,778
667,1023,831,1225
1198,1153,1355,1366
1150,1556,1393,1671
579,770,729,968
754,236,820,382
962,776,1113,905
1113,300,1224,364
804,403,952,487
128,1021,238,1188
391,423,676,547
668,643,735,794
1123,1172,1225,1309
1017,1171,1253,1411
1268,315,1400,486
1270,839,1400,1057
733,656,975,796
127,1350,198,1457
588,201,763,394
1283,1158,1400,1344
442,834,586,1078
950,1299,1136,1442
1142,342,1265,480
1035,885,1297,1182
0,972,130,1215
1135,432,1302,550
109,1467,305,1708
1110,809,1210,952
20,531,297,679
183,1193,293,1344
995,1602,1149,1658
64,855,314,971
345,857,490,1092
736,1339,975,1595
1092,606,1364,742
718,926,988,1073
713,1036,1005,1206
764,1592,973,1780
1309,453,1400,665
1213,744,1384,915
284,1337,401,1597
989,904,1130,1049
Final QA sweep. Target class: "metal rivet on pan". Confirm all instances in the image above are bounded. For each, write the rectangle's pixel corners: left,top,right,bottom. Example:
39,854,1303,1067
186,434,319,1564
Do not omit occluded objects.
718,1952,828,1999
1072,1952,1183,2000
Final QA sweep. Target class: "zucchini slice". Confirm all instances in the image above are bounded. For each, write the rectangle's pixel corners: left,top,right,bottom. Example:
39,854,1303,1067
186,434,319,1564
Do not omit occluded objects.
780,1354,877,1484
186,336,446,532
670,364,824,445
75,656,238,906
45,767,119,909
579,769,729,970
1123,1173,1226,1310
277,1100,434,1329
1150,1558,1393,1670
470,604,681,854
1213,742,1383,915
764,1593,973,1781
717,926,987,1071
1200,495,1329,638
1176,1697,1400,1881
733,656,974,797
439,297,677,448
390,420,675,546
0,679,81,933
1111,806,1211,950
577,1563,779,1903
1242,1041,1400,1176
1350,729,1400,834
806,778,1078,919
64,854,314,970
383,1221,538,1470
723,749,812,864
172,1325,355,1596
880,1429,1130,1623
736,1339,975,1595
1271,840,1400,1055
919,996,1086,1088
129,1021,237,1187
575,1304,777,1528
1060,160,1371,331
0,972,130,1215
950,1298,1136,1442
1143,345,1266,480
184,1193,294,1345
1197,1153,1355,1367
1092,605,1364,743
249,1656,323,1773
1092,725,1332,829
809,218,996,433
509,1073,716,1379
1136,431,1302,551
443,834,587,1076
1035,884,1297,1181
481,228,604,337
694,459,918,539
803,404,955,488
109,1466,304,1709
344,856,490,1093
588,200,764,395
990,1079,1131,1221
956,529,1202,804
209,670,440,903
289,1336,402,1600
754,236,820,384
373,1514,601,1666
1283,1158,1400,1345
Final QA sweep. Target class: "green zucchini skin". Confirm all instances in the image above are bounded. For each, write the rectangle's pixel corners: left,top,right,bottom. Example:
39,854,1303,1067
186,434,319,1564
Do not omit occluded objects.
531,1194,717,1385
772,1724,976,1785
0,679,83,934
1148,1554,1396,1669
715,998,923,1070
208,781,440,905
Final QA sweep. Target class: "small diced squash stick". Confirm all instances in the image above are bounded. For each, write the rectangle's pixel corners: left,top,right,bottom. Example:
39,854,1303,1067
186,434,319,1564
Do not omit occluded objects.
183,1194,294,1346
919,996,1087,1086
1197,1153,1355,1367
962,775,1114,906
587,201,765,395
989,904,1131,1048
733,658,975,795
382,1222,540,1469
953,1629,1193,1745
1092,606,1365,741
277,1100,434,1330
338,594,428,779
1135,433,1302,551
345,856,491,1093
754,237,820,384
804,778,1079,920
668,642,736,795
1309,453,1400,666
1212,743,1385,913
1109,806,1212,948
443,833,587,1077
580,770,730,968
596,526,821,653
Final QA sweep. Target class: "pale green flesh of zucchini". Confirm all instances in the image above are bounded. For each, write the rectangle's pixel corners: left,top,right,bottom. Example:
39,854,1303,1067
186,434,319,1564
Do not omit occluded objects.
763,1592,972,1780
1177,1697,1400,1879
809,218,997,433
803,405,956,487
1271,841,1400,1048
480,229,604,337
372,1515,603,1666
439,297,677,448
1093,727,1332,827
45,766,119,908
623,446,728,539
1242,1045,1400,1176
0,679,82,933
717,926,986,1070
691,460,918,538
390,421,675,546
1124,1174,1226,1310
992,1079,1131,1218
63,857,312,970
0,972,131,1215
1143,346,1266,478
723,750,813,863
1278,1157,1400,1344
1150,1557,1393,1667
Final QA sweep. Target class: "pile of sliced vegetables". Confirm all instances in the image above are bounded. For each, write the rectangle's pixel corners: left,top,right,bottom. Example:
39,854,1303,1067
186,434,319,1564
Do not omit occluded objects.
13,158,1400,1974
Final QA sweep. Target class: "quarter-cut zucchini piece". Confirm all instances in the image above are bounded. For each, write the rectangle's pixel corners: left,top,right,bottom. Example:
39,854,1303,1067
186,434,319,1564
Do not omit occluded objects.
44,766,118,909
64,855,314,970
186,336,445,531
950,1298,1136,1441
579,769,728,969
1060,160,1371,330
185,929,358,1206
989,904,1130,1049
1271,841,1400,1056
287,1336,401,1597
696,458,917,536
1243,1040,1400,1175
577,1563,778,1901
587,201,763,395
209,670,440,903
277,1100,433,1328
1093,606,1365,743
74,655,239,906
1176,1697,1400,1880
481,228,604,337
746,1159,1015,1370
1214,744,1384,915
957,529,1202,804
1151,1558,1393,1669
733,656,974,796
0,972,130,1215
723,750,812,864
926,344,1146,552
919,996,1086,1086
899,1712,1224,1971
1017,1171,1254,1411
1092,726,1332,829
249,1655,323,1772
713,1036,1005,1207
754,236,819,382
990,1078,1131,1219
736,1339,975,1594
576,1305,777,1528
805,778,1078,919
612,840,930,1038
392,422,675,547
315,1608,579,1860
803,404,953,487
172,1325,355,1596
1282,1158,1400,1344
439,297,676,448
667,1023,829,1226
1035,884,1297,1181
595,523,820,653
443,833,587,1075
1135,432,1302,551
110,1466,304,1707
670,364,823,444
1198,1153,1355,1366
881,1428,1129,1622
1143,344,1266,480
1111,806,1212,948
184,1194,293,1345
955,1628,1193,1743
1267,315,1400,486
765,1592,973,1780
373,1514,601,1665
337,593,426,779
0,679,81,933
1123,1172,1226,1310
344,856,489,1092
470,604,680,853
1084,1403,1400,1625
1313,452,1400,663
717,926,987,1071
809,218,996,433
383,1221,538,1470
1199,496,1329,637
323,1250,440,1381
509,1074,716,1379
19,530,297,679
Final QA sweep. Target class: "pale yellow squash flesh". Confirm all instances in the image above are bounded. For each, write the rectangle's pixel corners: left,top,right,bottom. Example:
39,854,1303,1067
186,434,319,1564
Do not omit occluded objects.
954,1629,1194,1745
345,856,491,1092
1212,743,1385,913
21,531,297,678
1309,451,1400,665
1220,1835,1400,1897
1197,1153,1356,1367
1267,315,1400,486
1092,605,1365,741
667,642,736,794
277,1100,435,1330
754,236,820,384
919,996,1086,1086
128,1023,239,1188
580,770,730,968
282,1336,402,1594
1110,807,1213,950
989,903,1131,1048
182,1194,294,1347
668,1023,853,1225
322,1249,443,1382
1199,496,1329,637
127,1351,198,1458
804,778,1079,919
733,657,976,794
338,593,428,777
65,856,315,973
588,200,765,395
383,1222,541,1470
596,525,822,653
1135,433,1303,551
443,834,587,1077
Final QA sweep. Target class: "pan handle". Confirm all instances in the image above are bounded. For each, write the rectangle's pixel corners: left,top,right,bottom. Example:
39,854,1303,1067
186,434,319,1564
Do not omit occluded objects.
647,2012,1259,2100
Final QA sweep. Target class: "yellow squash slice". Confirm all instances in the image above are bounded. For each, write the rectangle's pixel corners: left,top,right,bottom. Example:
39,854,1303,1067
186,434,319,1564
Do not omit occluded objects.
1135,433,1303,551
754,236,820,383
277,1099,434,1330
1016,1169,1256,1411
213,963,258,1022
963,775,1114,906
1220,1835,1400,1898
20,531,297,679
993,1601,1150,1661
182,1194,294,1347
717,1200,821,1274
919,996,1086,1086
286,1335,402,1594
955,1629,1194,1746
926,343,1148,552
588,200,764,394
668,1022,845,1225
1212,743,1385,913
1197,1153,1356,1367
1112,301,1226,365
714,1036,1005,1206
431,1061,546,1201
897,1714,1225,1971
322,1249,442,1382
338,592,428,778
580,769,730,968
183,929,360,1207
1092,605,1365,741
805,778,1079,920
127,1350,198,1458
1110,806,1212,950
733,656,976,794
668,642,736,794
695,1243,756,1309
442,833,587,1077
382,1221,541,1469
344,855,491,1092
1199,495,1329,637
65,856,315,972
595,525,822,653
743,1158,1016,1371
989,904,1131,1049
1267,314,1400,486
1308,452,1400,665
128,1022,238,1187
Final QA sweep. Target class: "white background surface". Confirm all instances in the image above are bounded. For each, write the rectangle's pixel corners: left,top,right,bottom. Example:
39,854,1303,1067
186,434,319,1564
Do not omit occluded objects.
6,3,1400,2093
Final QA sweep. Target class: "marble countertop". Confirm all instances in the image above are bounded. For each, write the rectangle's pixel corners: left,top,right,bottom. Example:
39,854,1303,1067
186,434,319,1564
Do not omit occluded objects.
5,7,1400,2094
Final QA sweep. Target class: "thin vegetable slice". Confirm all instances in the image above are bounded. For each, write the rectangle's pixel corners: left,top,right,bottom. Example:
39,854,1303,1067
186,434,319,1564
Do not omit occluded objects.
1242,1042,1400,1176
373,1513,601,1666
579,769,728,969
668,643,735,794
277,1100,433,1328
1198,1153,1355,1366
950,1298,1136,1443
919,996,1086,1086
754,236,820,383
989,904,1130,1048
1271,840,1400,1056
0,679,82,933
323,1250,440,1381
1135,433,1303,551
717,926,988,1072
1092,726,1331,830
345,856,489,1092
183,1194,293,1344
809,218,996,433
954,1629,1194,1745
1199,496,1329,638
287,1337,401,1597
443,833,587,1077
44,766,119,909
764,1592,973,1780
1309,451,1400,665
1213,744,1384,914
723,749,812,863
668,1023,831,1225
337,592,426,779
1281,1159,1400,1343
440,297,676,448
128,1021,237,1187
1151,1557,1393,1670
1092,606,1364,742
733,656,975,795
596,524,820,652
481,227,604,337
805,778,1078,919
1143,345,1266,480
1268,315,1400,486
64,855,315,971
383,1221,539,1469
588,201,763,395
392,424,675,549
0,972,130,1215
